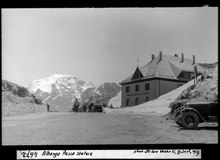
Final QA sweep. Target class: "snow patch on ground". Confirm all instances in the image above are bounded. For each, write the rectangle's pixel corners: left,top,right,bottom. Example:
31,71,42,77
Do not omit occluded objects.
108,91,121,108
55,84,60,90
94,88,101,95
43,96,51,103
53,94,59,100
81,81,94,91
74,91,81,99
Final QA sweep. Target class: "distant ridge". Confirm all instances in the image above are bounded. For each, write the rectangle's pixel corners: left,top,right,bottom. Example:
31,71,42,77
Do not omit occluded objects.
27,74,121,111
2,79,45,116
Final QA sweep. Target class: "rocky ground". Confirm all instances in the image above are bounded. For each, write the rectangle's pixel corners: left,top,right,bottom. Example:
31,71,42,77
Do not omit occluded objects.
2,79,45,116
177,65,218,102
2,112,217,145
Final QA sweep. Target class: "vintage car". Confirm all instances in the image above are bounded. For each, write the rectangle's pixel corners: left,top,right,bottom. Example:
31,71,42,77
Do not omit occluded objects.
93,104,103,112
174,101,218,129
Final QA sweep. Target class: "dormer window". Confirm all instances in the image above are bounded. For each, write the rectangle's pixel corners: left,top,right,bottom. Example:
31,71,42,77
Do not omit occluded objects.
178,71,194,80
132,67,144,80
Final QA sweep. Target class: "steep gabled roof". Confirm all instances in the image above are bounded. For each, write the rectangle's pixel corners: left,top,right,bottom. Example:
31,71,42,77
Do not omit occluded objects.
132,67,144,79
120,54,205,84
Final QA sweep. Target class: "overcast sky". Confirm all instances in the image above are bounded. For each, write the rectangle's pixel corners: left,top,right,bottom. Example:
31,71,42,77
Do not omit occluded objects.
2,8,218,87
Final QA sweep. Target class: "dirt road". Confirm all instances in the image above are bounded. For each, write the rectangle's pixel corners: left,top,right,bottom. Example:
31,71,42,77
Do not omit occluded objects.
2,112,218,145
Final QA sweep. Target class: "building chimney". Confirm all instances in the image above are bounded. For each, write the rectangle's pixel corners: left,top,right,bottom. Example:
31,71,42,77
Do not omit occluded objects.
181,53,184,63
159,51,162,61
151,54,155,61
174,54,178,57
192,55,195,65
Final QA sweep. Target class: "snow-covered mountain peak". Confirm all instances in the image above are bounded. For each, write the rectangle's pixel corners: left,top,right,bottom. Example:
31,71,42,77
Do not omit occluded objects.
28,74,96,95
28,78,56,93
80,81,95,91
49,74,71,79
27,74,121,109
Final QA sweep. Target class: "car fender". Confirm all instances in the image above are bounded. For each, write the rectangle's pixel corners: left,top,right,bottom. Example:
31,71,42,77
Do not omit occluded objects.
180,108,206,122
172,106,187,121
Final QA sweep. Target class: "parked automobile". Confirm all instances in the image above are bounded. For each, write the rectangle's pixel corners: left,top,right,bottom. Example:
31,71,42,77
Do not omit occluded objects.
93,104,103,112
174,101,218,129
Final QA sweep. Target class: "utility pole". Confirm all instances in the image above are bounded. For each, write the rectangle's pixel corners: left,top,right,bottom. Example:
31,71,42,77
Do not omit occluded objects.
194,65,198,85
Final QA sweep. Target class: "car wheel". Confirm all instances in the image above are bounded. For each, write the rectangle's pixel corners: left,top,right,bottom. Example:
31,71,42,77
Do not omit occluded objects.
181,111,199,129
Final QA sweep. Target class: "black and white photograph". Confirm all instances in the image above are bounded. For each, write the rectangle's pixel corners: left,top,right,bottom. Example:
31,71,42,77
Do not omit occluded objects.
2,7,218,148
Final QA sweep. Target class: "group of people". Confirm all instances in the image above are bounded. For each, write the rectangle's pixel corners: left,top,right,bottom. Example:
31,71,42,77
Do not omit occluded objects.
72,99,96,113
73,98,106,113
46,99,80,113
46,98,105,114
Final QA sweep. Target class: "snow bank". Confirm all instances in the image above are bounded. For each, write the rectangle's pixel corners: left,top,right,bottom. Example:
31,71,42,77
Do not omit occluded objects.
106,78,197,115
177,66,218,102
108,91,121,108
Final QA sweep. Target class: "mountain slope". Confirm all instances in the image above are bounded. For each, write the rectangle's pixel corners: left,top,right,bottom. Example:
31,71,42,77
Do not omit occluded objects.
28,74,121,111
2,79,30,97
176,64,218,102
2,80,45,116
87,82,121,105
108,91,121,108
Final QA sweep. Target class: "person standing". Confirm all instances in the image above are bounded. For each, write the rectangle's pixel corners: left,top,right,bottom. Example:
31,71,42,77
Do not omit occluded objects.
102,103,106,114
73,98,80,114
47,103,50,112
88,103,93,112
201,74,204,82
83,103,87,112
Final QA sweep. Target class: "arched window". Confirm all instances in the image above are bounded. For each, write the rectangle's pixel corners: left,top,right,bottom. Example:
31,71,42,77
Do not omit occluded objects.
126,98,129,106
135,97,139,105
145,96,149,102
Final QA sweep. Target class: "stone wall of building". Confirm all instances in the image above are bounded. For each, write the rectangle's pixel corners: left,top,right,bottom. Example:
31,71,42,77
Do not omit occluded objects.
121,79,186,107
